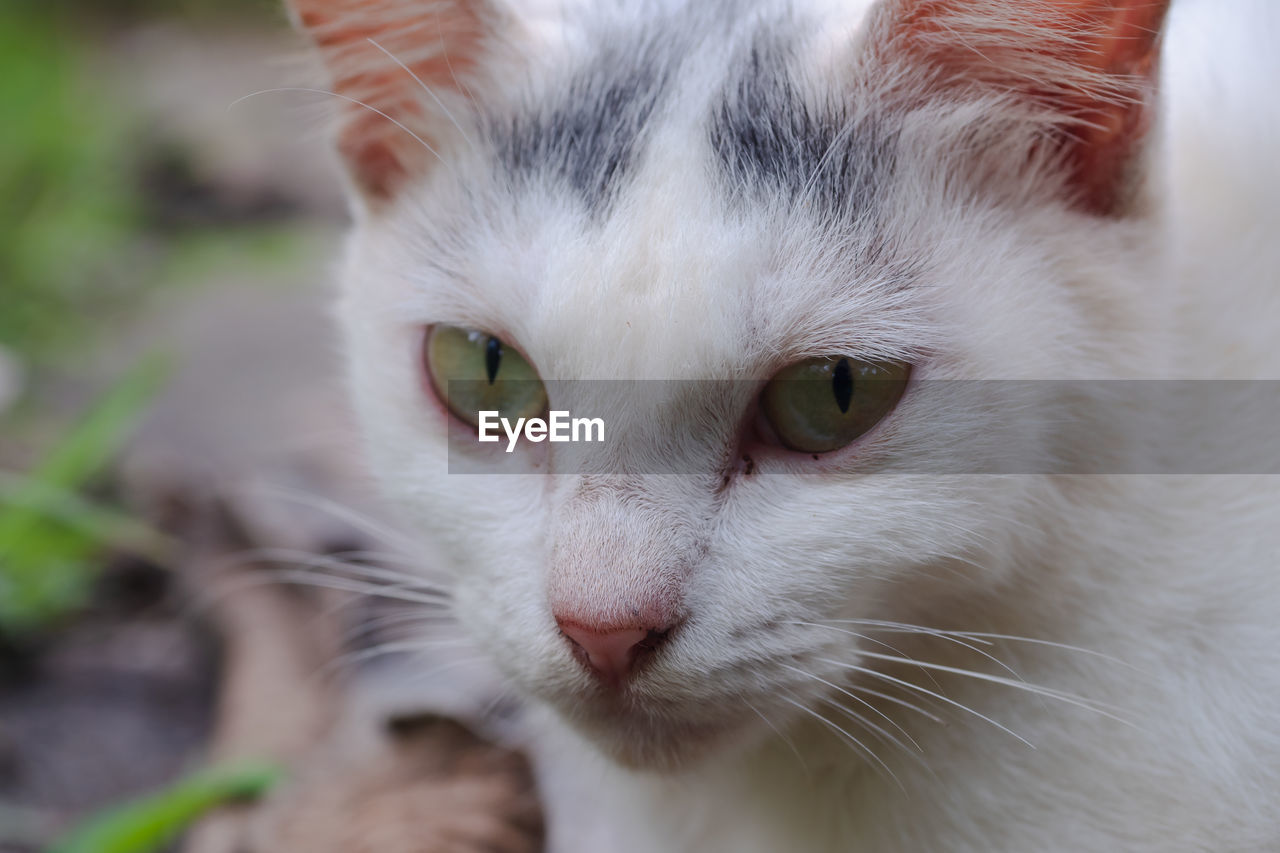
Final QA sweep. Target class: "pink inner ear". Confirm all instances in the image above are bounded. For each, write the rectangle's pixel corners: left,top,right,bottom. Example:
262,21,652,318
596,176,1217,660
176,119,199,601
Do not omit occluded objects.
885,0,1171,215
290,0,486,200
1066,1,1170,215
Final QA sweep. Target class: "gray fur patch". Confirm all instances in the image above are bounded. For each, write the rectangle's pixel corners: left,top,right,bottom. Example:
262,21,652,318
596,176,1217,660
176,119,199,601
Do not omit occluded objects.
489,32,676,213
709,31,893,224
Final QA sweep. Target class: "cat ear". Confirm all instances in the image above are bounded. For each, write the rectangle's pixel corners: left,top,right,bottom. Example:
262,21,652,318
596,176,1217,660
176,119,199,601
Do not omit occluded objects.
870,0,1172,215
284,0,494,203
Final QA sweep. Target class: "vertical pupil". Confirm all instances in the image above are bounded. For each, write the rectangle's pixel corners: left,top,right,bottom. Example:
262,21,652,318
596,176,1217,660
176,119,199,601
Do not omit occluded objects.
832,358,854,414
485,336,502,385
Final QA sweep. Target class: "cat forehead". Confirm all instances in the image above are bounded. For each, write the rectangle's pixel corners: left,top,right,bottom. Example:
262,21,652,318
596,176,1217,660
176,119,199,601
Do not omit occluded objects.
368,0,925,373
482,1,885,218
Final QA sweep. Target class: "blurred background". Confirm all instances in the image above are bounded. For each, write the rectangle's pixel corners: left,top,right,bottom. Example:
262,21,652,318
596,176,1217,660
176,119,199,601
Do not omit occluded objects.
0,1,381,849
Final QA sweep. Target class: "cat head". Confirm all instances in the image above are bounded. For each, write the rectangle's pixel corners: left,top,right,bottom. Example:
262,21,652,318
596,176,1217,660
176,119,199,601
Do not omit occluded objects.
286,0,1172,767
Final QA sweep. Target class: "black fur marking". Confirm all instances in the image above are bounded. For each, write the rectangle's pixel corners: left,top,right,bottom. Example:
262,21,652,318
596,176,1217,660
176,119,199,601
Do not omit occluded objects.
491,35,673,213
710,33,892,223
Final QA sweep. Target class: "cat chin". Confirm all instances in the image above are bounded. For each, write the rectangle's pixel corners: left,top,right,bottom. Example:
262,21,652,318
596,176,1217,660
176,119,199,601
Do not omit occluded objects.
575,716,739,772
546,694,762,772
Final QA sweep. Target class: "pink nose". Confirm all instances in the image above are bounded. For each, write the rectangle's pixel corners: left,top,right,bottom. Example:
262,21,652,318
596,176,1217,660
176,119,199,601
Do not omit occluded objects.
555,618,672,686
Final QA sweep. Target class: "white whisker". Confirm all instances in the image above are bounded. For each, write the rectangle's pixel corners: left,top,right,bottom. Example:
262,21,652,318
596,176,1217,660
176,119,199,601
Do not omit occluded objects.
778,693,904,789
397,654,495,688
256,568,449,607
322,635,475,676
344,608,456,644
228,87,455,176
790,621,945,692
228,483,419,552
435,15,479,110
235,546,447,595
819,699,932,775
942,630,1137,670
325,549,436,570
742,695,811,779
846,684,944,724
854,650,1133,725
797,619,1026,682
780,662,923,753
818,656,1037,749
366,37,477,153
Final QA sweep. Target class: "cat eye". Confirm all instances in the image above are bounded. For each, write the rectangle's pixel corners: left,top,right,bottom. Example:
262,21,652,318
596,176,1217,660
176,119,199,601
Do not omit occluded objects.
424,325,547,430
760,357,910,454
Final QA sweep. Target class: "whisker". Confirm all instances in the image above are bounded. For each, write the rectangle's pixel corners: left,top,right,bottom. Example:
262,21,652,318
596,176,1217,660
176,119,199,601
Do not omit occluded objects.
786,621,944,692
818,699,933,776
796,619,1026,682
396,654,495,688
366,37,477,153
188,573,435,646
473,681,524,727
232,547,447,595
818,656,1037,749
324,549,437,570
435,15,479,111
940,630,1137,670
184,570,350,619
780,662,923,753
322,635,475,676
846,684,944,724
813,618,991,645
228,87,455,175
306,650,492,696
853,650,1133,725
344,607,456,645
741,695,811,779
778,693,904,790
227,483,417,552
254,568,450,607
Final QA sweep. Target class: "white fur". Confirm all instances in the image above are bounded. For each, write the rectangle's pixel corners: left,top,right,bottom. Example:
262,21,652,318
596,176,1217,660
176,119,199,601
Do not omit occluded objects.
309,0,1280,849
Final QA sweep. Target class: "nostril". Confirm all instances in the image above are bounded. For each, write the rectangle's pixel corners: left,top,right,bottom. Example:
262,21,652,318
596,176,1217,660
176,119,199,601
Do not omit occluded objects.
635,627,671,652
555,617,676,686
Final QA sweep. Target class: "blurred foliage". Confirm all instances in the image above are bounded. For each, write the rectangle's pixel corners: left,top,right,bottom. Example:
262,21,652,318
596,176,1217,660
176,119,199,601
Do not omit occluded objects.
0,9,143,358
5,0,276,24
0,358,170,635
48,760,285,853
0,0,290,361
1,0,314,634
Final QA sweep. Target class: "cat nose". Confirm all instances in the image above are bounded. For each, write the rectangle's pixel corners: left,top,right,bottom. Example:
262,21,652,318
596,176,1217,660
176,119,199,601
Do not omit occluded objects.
555,617,674,686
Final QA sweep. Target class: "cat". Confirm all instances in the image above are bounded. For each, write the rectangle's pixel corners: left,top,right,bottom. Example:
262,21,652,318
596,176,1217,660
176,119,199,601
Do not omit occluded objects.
280,0,1280,849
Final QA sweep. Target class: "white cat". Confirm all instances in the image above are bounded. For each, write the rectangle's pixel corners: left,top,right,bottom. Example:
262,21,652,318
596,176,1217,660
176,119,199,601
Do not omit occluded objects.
282,0,1280,849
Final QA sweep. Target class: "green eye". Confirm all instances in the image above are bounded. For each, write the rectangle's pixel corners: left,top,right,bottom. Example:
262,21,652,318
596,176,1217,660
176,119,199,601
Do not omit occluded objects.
424,325,547,429
760,357,910,454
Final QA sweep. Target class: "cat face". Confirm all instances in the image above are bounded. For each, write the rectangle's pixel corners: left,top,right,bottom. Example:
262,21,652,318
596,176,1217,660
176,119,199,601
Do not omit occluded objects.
290,0,1170,767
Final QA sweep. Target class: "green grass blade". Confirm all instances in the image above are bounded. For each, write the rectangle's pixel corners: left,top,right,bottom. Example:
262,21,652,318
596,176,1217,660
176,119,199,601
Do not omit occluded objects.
47,761,285,853
0,356,168,631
